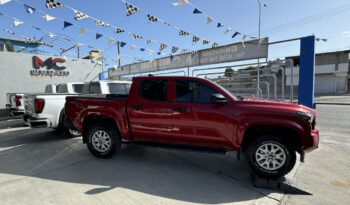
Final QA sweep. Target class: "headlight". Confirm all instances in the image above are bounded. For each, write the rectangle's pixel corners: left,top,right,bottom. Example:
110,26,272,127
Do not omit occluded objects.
296,112,313,124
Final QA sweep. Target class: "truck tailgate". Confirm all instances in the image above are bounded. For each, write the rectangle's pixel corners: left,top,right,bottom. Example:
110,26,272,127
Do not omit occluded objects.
24,95,35,114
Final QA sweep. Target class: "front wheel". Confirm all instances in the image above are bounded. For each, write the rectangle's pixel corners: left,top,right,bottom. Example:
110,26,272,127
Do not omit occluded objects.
245,135,296,179
86,123,121,158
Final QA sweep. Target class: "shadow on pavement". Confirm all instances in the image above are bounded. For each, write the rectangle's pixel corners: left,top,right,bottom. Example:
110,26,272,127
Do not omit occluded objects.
0,124,281,204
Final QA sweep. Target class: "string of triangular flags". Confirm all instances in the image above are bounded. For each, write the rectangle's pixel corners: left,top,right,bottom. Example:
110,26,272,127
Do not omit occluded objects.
121,0,219,48
11,0,177,58
171,0,259,47
42,0,191,54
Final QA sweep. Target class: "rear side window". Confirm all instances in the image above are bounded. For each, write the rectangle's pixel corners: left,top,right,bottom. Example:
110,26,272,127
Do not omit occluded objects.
140,80,167,101
73,84,84,94
89,82,101,94
45,85,53,93
175,80,218,103
57,84,68,93
108,83,130,95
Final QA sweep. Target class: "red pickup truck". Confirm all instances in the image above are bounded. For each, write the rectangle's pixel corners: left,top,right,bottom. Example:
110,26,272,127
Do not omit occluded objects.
65,76,319,178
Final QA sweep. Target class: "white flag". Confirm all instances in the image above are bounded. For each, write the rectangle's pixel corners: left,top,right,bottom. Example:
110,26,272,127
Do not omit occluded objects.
80,27,88,36
0,0,11,5
242,34,249,48
172,0,188,6
13,18,23,27
108,37,115,45
205,17,213,24
130,44,136,50
48,32,57,38
149,50,154,56
225,27,232,34
42,14,56,21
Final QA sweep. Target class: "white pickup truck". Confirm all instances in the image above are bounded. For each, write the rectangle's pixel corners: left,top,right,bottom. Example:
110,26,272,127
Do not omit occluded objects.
6,84,57,117
24,80,131,135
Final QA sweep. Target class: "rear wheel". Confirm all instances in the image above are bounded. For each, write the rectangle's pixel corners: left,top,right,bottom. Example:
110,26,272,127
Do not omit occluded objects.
245,135,296,179
86,123,121,158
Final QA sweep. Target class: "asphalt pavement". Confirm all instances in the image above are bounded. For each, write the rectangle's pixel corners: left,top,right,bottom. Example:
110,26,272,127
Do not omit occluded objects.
0,104,349,204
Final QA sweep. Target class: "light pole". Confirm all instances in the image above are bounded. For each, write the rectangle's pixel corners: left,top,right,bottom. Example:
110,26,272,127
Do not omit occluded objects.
256,0,262,97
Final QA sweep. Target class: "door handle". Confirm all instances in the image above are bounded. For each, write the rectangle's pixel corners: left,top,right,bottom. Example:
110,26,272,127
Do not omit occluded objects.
173,107,187,112
132,105,144,110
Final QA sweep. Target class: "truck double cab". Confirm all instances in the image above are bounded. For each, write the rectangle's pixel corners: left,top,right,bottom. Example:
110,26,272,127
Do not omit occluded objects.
6,84,57,117
65,76,319,178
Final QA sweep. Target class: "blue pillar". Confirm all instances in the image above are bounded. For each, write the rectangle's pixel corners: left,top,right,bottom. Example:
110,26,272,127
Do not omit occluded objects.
298,36,316,109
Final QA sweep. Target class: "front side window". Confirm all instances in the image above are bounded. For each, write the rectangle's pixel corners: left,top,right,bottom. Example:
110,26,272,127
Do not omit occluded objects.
175,80,218,103
140,80,167,101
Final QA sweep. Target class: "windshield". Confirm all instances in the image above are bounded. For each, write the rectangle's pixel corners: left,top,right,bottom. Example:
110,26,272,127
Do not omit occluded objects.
210,80,238,100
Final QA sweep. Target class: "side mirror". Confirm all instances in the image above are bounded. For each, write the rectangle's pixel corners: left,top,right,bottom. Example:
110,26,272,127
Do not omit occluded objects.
211,93,227,104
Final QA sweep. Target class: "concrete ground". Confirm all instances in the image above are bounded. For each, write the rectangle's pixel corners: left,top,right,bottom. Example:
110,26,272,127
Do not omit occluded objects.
0,104,349,204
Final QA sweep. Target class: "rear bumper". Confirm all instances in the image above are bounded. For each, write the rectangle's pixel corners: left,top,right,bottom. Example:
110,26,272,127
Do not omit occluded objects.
6,105,25,116
27,116,51,128
302,128,319,152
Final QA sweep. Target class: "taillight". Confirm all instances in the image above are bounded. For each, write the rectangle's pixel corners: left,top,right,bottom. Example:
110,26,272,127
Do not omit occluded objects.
15,96,22,107
34,99,45,114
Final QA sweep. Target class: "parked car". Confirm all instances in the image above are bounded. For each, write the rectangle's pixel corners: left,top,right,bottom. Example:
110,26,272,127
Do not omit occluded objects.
6,84,57,117
65,76,319,179
24,81,131,136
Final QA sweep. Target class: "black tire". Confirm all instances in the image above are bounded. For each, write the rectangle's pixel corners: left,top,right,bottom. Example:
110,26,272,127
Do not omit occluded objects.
245,135,296,179
86,122,121,158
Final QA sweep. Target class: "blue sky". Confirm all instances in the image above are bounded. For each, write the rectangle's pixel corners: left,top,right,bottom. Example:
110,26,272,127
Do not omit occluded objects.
1,0,350,74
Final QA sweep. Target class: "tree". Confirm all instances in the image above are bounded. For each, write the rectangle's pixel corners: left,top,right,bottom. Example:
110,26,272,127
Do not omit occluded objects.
224,67,234,77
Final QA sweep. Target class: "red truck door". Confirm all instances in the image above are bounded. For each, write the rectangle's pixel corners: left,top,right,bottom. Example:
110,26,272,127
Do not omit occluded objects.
127,79,178,142
170,79,235,148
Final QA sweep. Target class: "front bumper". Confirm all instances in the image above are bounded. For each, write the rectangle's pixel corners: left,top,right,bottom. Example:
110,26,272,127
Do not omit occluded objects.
27,116,51,128
303,128,319,152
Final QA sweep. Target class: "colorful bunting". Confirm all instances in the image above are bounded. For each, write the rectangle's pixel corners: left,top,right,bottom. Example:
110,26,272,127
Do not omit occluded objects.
172,0,189,6
48,32,57,38
130,44,136,50
157,52,161,55
164,22,172,27
46,0,63,9
95,20,110,27
192,35,200,43
147,39,154,44
63,21,73,29
3,29,15,35
120,42,127,47
149,50,154,55
126,2,139,16
179,30,189,36
42,14,56,21
242,34,249,48
193,8,202,14
180,49,189,53
217,23,224,27
170,55,174,61
133,34,142,39
212,42,218,48
202,39,209,45
13,18,23,27
115,28,126,34
171,46,179,53
225,27,232,34
147,14,158,22
24,4,35,14
108,37,115,45
74,10,88,21
232,31,241,38
205,17,213,24
0,0,11,5
32,26,41,31
96,33,103,39
159,43,167,51
140,48,145,51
